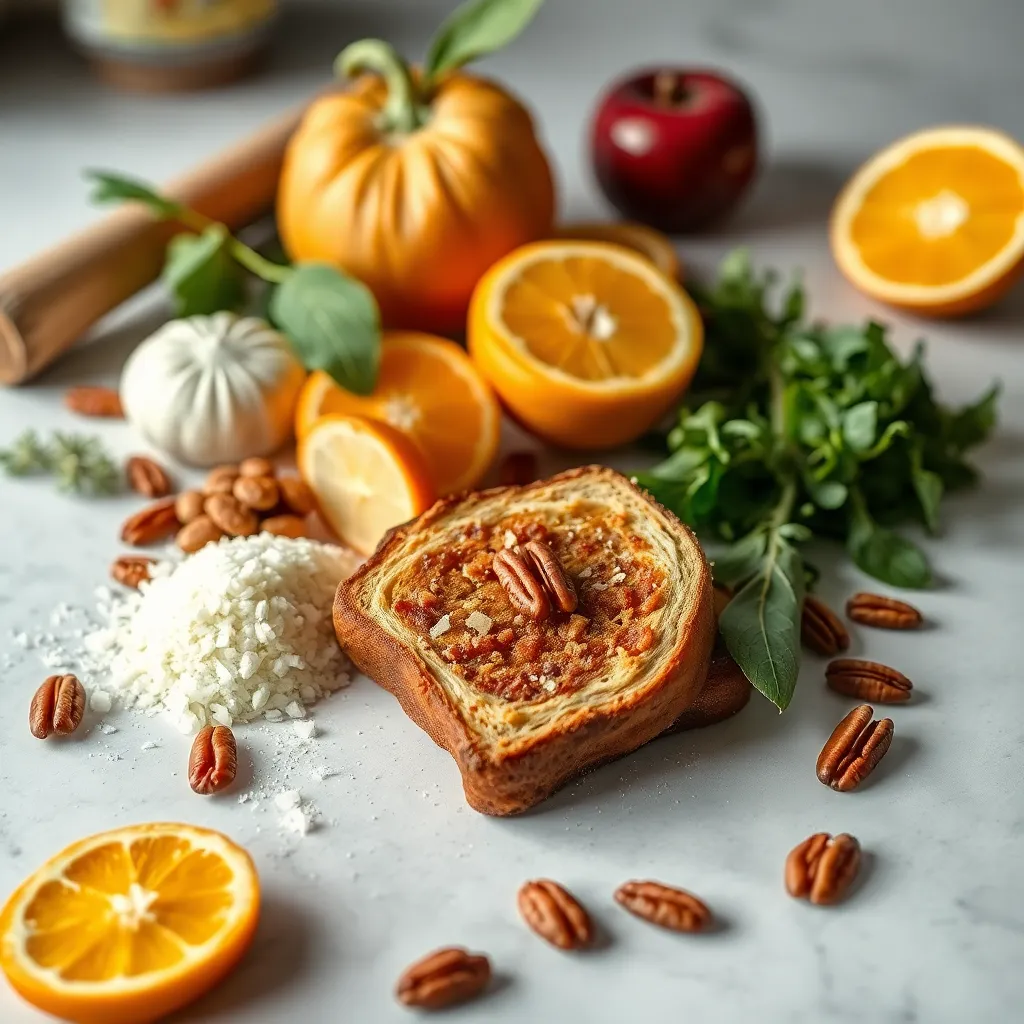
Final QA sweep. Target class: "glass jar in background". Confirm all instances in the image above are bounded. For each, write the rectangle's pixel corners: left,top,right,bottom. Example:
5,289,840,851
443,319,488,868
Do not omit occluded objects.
62,0,278,91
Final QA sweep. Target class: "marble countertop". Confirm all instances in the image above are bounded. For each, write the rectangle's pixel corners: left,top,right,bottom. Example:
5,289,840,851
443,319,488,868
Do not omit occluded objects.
1,2,1023,1021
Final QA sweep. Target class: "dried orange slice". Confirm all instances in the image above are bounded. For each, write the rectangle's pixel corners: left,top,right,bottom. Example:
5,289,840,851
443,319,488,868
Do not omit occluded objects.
0,823,259,1024
468,240,702,449
553,221,682,280
294,332,500,495
831,126,1024,316
298,413,436,554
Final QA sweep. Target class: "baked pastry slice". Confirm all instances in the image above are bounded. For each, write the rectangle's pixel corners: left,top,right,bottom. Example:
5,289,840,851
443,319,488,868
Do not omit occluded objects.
334,465,715,815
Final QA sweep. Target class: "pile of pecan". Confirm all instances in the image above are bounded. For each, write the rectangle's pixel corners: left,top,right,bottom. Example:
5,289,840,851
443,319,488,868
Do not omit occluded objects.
115,456,317,586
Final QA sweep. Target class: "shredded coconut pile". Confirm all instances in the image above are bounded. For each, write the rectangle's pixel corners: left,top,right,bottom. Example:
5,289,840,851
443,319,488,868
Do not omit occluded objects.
84,534,351,734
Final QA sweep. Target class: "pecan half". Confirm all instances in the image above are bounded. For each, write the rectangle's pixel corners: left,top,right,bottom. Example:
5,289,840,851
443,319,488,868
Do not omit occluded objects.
205,493,259,537
517,879,593,950
188,725,237,795
64,385,123,418
817,704,894,792
826,658,912,703
233,474,280,512
260,514,308,539
786,832,861,905
498,450,539,486
801,595,850,656
614,880,712,932
175,489,206,524
30,674,86,739
846,592,923,630
121,498,179,546
239,456,275,478
176,515,224,554
396,947,491,1010
278,476,316,517
494,548,551,621
524,540,578,614
204,465,239,495
111,554,155,589
126,455,173,498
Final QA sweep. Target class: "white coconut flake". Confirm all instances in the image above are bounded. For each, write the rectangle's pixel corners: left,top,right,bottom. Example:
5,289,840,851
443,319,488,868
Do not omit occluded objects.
78,536,352,731
429,614,451,639
466,611,492,636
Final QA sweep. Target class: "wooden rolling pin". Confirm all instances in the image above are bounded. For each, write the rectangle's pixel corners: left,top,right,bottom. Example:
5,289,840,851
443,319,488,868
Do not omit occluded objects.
0,102,311,386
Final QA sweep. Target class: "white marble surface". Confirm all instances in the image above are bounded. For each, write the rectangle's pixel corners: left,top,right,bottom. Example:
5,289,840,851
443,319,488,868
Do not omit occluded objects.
2,2,1024,1021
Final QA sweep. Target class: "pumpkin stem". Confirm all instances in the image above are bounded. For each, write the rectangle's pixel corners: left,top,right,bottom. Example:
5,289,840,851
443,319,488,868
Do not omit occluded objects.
336,39,428,134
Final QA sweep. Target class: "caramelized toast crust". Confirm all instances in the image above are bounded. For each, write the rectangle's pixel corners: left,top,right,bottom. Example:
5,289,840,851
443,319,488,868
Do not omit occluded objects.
334,466,715,815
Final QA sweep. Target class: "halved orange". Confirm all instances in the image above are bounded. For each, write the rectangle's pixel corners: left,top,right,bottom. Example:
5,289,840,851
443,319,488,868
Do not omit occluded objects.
0,823,259,1024
468,240,702,449
831,126,1024,316
294,332,501,495
553,221,682,280
298,413,436,555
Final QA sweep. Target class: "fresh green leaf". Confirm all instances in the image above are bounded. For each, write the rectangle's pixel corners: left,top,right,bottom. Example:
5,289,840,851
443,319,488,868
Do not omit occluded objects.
85,170,182,219
425,0,544,82
848,503,931,588
163,227,246,317
910,443,943,534
712,530,768,587
805,476,847,510
270,263,381,395
946,384,999,451
719,532,805,711
842,401,878,452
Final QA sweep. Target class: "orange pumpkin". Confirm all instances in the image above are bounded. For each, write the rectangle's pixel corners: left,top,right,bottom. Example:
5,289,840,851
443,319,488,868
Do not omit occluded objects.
277,26,556,335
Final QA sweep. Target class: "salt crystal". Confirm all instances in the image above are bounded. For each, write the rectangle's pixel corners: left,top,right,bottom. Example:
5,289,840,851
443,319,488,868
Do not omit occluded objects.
285,701,306,719
91,691,112,713
99,724,118,735
280,806,313,835
429,614,451,639
264,709,283,722
140,741,159,751
503,530,517,548
275,790,302,811
293,720,316,741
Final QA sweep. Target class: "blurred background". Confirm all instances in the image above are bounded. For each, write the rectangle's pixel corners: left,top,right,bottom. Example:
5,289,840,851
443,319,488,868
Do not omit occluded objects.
3,0,1024,285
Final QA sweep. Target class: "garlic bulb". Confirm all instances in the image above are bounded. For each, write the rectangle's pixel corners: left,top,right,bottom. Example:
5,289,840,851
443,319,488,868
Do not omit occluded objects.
120,313,307,467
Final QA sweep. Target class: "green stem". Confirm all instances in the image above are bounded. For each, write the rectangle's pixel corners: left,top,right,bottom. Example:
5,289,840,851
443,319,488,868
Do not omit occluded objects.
336,39,428,134
175,207,291,285
227,240,292,285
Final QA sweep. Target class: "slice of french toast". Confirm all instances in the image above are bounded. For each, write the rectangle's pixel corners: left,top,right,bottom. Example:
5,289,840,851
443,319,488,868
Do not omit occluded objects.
334,465,716,815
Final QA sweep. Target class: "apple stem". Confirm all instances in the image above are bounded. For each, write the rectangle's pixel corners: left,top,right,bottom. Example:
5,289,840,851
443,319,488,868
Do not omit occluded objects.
653,70,686,107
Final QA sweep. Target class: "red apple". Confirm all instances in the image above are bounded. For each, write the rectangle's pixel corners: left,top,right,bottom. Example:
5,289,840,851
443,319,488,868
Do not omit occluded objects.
590,68,759,233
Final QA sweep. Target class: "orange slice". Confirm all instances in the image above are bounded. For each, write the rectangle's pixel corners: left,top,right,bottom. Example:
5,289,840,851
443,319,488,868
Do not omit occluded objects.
0,823,259,1024
298,413,435,554
831,126,1024,316
294,332,501,495
553,221,682,280
468,240,702,449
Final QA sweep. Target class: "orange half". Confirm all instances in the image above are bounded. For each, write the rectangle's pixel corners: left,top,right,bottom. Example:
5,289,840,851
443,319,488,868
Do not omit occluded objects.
295,332,501,495
0,823,259,1024
831,125,1024,315
468,240,702,449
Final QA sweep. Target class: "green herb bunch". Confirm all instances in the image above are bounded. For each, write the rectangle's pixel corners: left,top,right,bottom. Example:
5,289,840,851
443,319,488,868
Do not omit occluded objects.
0,430,121,496
85,172,382,396
636,250,997,711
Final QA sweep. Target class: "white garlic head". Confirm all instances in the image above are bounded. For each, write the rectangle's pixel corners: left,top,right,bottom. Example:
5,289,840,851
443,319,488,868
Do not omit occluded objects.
120,313,307,467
